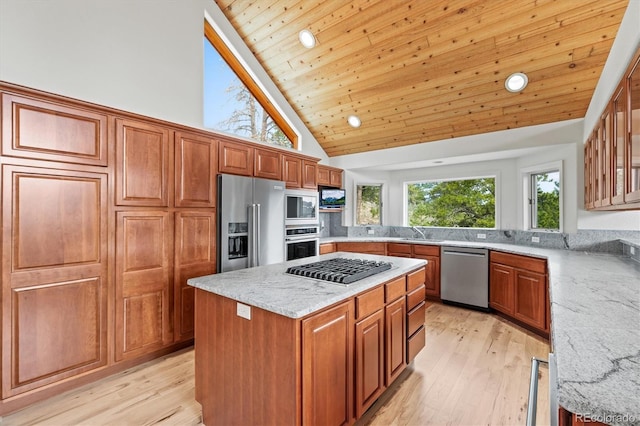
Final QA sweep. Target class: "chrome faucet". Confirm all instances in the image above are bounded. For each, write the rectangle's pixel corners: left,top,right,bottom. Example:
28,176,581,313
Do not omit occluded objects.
411,226,426,239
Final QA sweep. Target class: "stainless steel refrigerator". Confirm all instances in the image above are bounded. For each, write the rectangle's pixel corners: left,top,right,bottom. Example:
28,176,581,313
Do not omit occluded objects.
217,174,286,272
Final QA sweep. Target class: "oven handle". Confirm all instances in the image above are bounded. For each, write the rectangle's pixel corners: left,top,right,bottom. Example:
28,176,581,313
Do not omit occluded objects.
285,235,320,242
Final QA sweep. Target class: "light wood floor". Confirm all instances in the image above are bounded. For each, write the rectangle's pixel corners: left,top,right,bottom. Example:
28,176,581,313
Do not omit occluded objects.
1,302,550,426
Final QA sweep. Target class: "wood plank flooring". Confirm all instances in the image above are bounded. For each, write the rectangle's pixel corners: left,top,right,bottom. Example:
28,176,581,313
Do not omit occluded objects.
1,302,550,426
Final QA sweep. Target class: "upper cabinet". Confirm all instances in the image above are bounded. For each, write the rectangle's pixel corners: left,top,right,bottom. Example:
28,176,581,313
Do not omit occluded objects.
115,118,170,207
317,165,343,188
626,53,640,203
1,93,108,166
175,131,217,208
585,46,640,210
254,147,282,180
218,140,253,176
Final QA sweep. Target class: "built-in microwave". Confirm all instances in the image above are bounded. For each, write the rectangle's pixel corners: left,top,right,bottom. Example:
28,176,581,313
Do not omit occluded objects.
285,189,319,225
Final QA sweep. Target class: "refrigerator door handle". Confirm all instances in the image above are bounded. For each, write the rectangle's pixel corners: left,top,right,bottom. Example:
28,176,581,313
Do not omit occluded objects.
255,203,261,266
248,204,255,267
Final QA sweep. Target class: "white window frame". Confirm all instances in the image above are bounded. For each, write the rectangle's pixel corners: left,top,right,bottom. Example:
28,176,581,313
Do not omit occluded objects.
521,161,563,232
353,182,384,226
403,174,499,229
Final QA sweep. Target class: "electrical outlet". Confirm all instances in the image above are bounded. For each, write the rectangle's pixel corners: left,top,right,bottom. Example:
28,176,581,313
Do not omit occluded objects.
477,233,486,239
631,246,636,255
367,229,375,235
532,236,540,243
237,303,251,320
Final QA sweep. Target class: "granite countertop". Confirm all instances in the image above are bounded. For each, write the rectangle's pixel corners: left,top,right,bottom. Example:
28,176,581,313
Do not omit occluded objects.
322,237,640,425
188,252,426,319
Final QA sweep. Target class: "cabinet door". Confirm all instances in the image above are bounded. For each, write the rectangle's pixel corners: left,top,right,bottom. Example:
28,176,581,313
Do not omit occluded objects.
115,118,170,206
282,155,301,188
116,211,173,361
1,93,108,166
598,110,612,207
175,131,216,207
336,242,386,255
218,140,253,176
626,53,640,203
302,160,318,189
354,309,385,419
1,166,108,397
385,297,406,385
414,254,440,298
612,83,626,205
317,166,331,186
330,169,343,188
513,270,547,331
174,211,216,342
254,148,282,180
319,243,336,254
489,263,515,315
302,300,354,426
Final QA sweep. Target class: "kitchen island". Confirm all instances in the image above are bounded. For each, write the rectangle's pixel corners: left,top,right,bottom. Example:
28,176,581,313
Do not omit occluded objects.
188,252,427,426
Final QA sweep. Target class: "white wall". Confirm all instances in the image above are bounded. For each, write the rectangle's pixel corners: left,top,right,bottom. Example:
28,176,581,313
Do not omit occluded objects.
0,0,328,160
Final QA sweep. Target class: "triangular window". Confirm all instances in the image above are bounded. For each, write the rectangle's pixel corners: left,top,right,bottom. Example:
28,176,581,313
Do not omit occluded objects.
204,20,296,149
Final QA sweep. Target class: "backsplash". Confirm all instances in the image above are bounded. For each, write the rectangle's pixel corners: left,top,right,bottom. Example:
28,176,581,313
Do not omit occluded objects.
319,212,640,255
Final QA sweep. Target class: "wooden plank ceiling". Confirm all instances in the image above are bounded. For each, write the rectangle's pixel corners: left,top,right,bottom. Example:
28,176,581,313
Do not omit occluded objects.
215,0,629,157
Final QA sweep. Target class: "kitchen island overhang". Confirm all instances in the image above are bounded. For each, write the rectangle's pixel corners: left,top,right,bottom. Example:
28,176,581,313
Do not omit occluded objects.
188,252,428,425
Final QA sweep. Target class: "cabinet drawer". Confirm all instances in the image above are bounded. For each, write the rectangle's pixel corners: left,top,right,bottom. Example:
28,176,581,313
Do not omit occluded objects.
319,243,336,254
407,267,426,292
490,251,546,274
386,243,412,255
413,244,440,256
356,286,384,320
336,242,386,254
406,285,426,310
407,301,425,337
407,325,426,363
385,276,406,303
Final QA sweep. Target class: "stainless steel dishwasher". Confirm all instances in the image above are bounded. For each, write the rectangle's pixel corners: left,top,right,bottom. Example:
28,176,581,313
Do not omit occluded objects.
440,246,489,310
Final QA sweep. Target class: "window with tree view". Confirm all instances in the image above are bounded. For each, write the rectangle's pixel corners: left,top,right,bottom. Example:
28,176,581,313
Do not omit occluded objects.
356,185,382,225
204,22,295,148
407,178,495,228
530,171,560,230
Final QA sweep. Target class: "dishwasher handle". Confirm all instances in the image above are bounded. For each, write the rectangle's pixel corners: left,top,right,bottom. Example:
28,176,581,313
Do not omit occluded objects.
442,249,487,258
526,357,548,426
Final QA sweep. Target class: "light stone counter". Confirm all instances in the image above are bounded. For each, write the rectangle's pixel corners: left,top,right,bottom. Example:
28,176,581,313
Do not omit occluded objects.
321,237,640,425
188,252,425,319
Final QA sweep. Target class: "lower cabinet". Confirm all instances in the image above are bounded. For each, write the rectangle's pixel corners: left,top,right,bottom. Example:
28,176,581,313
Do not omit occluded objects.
489,251,549,336
354,309,385,419
385,297,407,385
336,242,386,255
320,242,337,254
303,301,354,426
386,243,441,300
115,211,174,361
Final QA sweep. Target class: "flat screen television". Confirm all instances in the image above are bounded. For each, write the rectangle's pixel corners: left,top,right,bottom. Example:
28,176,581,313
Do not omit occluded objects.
319,188,346,209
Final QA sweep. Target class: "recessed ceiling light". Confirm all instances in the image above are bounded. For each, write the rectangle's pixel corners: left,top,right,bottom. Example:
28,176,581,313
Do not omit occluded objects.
505,72,528,92
433,160,444,164
298,29,316,48
347,115,361,128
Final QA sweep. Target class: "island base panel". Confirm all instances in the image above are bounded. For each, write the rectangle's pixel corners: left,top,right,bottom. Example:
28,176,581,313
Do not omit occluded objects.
194,289,300,426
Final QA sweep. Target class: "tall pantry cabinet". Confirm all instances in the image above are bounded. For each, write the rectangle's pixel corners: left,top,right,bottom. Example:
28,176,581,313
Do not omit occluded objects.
0,83,216,413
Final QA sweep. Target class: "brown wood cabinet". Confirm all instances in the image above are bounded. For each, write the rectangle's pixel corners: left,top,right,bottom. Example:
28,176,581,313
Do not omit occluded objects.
585,45,640,210
282,154,302,188
489,251,549,336
1,165,109,398
174,131,216,208
317,165,343,188
218,139,253,176
1,92,109,166
302,159,318,189
320,242,337,254
303,300,354,426
336,241,386,255
354,308,385,419
254,147,282,180
174,211,216,342
0,82,329,415
386,243,441,300
115,118,170,207
115,211,173,361
385,297,406,385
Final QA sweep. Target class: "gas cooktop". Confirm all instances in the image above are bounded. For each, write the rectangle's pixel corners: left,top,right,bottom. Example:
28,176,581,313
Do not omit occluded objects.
286,257,392,284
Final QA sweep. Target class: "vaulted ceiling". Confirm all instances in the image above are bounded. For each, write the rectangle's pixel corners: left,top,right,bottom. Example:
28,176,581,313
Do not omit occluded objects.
215,0,629,157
